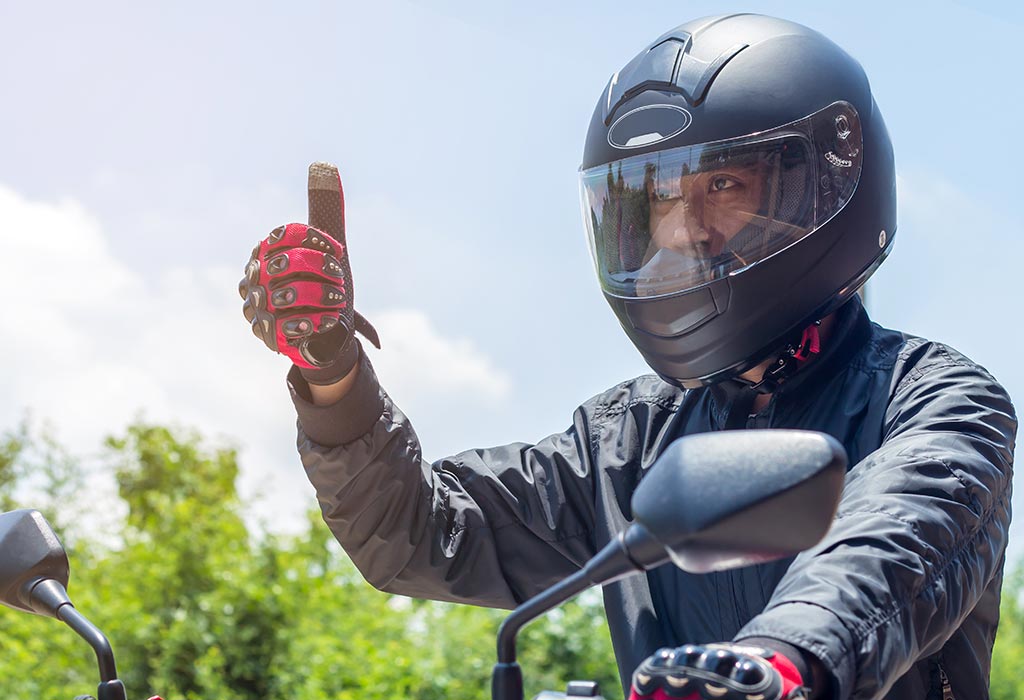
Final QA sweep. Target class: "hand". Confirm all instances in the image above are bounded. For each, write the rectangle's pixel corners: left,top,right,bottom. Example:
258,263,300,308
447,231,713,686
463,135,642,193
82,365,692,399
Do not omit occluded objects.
629,643,808,700
239,162,379,384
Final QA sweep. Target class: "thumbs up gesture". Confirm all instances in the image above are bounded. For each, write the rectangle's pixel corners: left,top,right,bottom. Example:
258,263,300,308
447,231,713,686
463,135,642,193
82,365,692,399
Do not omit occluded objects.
239,162,379,385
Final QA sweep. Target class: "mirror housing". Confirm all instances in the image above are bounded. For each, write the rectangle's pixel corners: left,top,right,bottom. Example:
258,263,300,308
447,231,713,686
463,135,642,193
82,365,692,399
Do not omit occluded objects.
631,430,846,573
0,509,72,617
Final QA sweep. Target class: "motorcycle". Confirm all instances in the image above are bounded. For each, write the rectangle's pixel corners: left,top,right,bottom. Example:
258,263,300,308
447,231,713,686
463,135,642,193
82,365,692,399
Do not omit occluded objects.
0,429,846,700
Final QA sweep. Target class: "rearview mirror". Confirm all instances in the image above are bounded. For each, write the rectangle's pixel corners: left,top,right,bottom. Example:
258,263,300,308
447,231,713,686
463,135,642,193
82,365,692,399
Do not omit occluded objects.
0,509,71,616
631,430,846,573
491,429,848,700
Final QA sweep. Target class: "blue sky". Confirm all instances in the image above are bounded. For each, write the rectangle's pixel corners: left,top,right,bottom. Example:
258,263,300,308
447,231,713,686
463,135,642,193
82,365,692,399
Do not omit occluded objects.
1,1,1022,554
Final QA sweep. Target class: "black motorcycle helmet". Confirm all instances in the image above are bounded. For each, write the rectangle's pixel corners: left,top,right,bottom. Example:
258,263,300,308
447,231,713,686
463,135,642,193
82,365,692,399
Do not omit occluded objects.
580,14,896,389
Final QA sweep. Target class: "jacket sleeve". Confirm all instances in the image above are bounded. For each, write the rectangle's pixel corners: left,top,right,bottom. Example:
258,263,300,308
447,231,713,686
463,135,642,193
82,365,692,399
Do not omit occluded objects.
287,351,600,609
735,349,1016,699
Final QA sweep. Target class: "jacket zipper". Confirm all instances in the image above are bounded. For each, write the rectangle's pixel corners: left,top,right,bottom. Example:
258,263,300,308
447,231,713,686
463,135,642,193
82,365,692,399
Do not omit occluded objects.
938,665,955,700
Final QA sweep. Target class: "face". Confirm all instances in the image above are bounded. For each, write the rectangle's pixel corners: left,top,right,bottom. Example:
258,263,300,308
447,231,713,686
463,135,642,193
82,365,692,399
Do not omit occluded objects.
645,162,766,263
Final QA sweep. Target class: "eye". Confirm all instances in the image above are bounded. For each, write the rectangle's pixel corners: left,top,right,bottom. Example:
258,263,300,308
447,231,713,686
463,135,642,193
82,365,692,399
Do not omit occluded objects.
709,176,741,192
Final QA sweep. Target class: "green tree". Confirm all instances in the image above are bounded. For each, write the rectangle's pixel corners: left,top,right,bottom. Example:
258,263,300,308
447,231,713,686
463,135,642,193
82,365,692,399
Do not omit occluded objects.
0,422,99,700
0,421,290,700
99,423,287,700
0,424,24,512
991,565,1024,700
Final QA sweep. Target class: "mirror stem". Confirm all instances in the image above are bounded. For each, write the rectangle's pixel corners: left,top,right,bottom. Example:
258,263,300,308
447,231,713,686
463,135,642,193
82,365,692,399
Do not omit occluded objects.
496,567,592,663
57,604,119,683
492,567,591,700
492,526,668,700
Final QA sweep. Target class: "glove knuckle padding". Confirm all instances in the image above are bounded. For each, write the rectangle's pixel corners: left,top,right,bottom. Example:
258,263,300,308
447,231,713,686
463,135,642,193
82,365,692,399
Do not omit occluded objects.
630,644,804,700
239,221,348,364
266,281,342,311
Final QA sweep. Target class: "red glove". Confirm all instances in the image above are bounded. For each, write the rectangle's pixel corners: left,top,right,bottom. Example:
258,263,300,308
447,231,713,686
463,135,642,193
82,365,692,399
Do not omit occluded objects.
629,643,808,700
239,162,379,384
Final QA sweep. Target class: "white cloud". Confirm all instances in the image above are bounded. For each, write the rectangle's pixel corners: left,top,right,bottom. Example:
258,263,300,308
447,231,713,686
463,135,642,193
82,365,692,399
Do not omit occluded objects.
0,187,141,308
0,184,511,535
365,309,512,401
874,172,1022,348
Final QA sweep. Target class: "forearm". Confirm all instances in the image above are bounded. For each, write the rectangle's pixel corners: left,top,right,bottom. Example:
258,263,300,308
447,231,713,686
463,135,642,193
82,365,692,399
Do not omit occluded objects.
739,361,1015,698
296,405,522,607
295,394,596,608
292,370,509,604
738,489,1010,699
290,356,601,607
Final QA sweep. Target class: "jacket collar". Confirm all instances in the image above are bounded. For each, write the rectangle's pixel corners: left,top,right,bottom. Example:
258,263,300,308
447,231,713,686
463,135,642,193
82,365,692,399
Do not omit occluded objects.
708,298,873,427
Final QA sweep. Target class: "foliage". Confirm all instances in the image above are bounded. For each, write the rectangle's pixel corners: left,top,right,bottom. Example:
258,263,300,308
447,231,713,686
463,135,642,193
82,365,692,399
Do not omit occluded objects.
0,420,84,532
0,424,24,512
991,565,1024,700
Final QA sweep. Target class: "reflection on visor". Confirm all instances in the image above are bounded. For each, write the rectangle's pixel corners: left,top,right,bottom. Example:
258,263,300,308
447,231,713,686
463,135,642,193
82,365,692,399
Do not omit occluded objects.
581,101,863,298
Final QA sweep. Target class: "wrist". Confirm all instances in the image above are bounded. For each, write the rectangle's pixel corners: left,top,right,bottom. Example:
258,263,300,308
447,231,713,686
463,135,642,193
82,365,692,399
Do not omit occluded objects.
298,337,359,387
287,347,385,446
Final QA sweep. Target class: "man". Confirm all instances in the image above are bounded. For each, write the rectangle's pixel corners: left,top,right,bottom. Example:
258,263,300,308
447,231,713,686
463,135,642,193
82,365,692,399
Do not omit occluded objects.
238,14,1015,700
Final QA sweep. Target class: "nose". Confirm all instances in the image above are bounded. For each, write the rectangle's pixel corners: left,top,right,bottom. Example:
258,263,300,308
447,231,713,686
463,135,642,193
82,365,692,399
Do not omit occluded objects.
664,199,708,247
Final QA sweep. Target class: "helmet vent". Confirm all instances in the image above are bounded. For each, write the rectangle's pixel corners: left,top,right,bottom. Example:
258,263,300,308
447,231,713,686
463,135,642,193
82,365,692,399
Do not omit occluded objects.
605,39,749,123
608,105,693,149
604,38,688,124
675,43,748,106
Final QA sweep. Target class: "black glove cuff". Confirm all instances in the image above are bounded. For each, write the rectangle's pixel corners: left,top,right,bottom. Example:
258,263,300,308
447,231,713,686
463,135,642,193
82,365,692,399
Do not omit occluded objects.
288,343,386,447
739,638,810,684
298,338,360,386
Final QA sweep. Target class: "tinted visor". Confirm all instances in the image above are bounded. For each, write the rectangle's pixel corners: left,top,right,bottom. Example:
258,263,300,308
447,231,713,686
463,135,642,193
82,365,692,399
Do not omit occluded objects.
581,102,863,298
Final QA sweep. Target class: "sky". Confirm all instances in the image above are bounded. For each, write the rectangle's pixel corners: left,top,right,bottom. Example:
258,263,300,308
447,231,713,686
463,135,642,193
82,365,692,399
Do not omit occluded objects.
1,1,1022,558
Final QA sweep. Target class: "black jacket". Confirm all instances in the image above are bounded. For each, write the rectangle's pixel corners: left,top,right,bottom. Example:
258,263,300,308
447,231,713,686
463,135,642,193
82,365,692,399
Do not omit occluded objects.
288,300,1016,700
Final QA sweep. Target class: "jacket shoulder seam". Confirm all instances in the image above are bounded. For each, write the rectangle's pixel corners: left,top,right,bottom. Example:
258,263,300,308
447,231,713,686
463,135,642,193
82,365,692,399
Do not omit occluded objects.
893,357,979,396
592,394,680,422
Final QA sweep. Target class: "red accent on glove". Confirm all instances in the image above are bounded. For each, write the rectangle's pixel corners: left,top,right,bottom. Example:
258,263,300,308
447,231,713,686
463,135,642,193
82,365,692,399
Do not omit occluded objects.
267,279,348,311
245,223,351,369
770,648,807,698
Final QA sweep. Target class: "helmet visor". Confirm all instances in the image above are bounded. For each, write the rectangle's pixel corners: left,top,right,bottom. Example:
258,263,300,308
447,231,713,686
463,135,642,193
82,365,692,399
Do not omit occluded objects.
580,101,863,298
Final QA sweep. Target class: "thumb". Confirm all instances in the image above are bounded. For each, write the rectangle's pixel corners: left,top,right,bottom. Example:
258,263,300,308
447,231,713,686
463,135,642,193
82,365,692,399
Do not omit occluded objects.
307,161,346,244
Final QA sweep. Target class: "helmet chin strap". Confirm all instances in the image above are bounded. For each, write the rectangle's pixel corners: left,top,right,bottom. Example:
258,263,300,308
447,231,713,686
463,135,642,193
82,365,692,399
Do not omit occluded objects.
742,320,822,395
